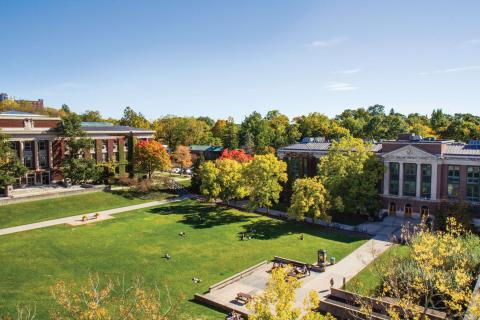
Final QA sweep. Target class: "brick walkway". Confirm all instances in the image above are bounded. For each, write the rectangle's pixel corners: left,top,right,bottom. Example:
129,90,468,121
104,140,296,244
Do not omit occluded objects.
0,195,191,236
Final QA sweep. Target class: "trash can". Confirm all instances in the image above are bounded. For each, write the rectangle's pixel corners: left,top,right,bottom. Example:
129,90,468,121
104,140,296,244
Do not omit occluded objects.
330,257,336,265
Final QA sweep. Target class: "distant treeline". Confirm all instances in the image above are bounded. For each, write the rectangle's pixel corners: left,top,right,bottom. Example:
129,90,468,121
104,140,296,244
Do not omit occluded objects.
2,100,479,153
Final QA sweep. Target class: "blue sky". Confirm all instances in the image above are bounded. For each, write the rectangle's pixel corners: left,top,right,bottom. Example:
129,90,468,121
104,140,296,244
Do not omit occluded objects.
1,1,479,121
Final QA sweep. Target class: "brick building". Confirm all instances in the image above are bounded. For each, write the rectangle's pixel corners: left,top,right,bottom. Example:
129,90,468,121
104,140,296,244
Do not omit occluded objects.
0,111,154,187
278,134,480,218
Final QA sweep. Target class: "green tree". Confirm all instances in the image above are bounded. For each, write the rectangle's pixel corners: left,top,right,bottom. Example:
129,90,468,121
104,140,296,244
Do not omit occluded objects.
288,177,331,223
153,116,216,149
295,112,349,140
190,153,205,193
265,110,300,148
119,106,151,129
239,112,273,154
430,108,451,137
0,134,27,196
58,114,100,184
80,109,103,122
318,135,383,216
133,140,171,179
243,153,287,212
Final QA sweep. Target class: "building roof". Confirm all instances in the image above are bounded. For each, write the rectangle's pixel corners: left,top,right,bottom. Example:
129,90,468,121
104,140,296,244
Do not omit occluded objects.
278,141,383,153
190,145,224,152
81,121,114,127
80,124,154,133
444,143,480,156
0,111,44,117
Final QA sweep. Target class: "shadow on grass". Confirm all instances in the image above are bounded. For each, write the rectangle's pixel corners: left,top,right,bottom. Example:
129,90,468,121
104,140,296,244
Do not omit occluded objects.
149,203,253,229
239,218,365,243
110,189,177,200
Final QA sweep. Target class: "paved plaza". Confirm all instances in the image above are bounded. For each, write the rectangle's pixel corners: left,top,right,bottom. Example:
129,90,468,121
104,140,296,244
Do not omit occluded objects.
197,237,392,316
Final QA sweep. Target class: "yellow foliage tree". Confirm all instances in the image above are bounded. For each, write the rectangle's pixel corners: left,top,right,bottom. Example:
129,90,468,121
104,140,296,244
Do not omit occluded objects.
247,267,335,320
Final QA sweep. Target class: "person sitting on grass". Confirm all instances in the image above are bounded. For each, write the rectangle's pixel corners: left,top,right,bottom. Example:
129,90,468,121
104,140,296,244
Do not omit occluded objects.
178,231,186,237
192,277,201,283
299,233,304,240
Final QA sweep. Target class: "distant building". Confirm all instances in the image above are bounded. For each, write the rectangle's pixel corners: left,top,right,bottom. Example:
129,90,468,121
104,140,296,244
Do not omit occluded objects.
15,99,44,109
278,133,480,219
0,111,155,187
190,145,224,160
0,93,8,102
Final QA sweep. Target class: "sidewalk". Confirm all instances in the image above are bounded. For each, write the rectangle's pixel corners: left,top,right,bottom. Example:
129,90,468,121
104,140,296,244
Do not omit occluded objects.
0,194,191,236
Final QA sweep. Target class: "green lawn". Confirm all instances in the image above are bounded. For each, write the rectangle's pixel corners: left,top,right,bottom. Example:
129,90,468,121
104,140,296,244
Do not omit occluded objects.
0,190,173,228
0,200,367,319
345,244,410,296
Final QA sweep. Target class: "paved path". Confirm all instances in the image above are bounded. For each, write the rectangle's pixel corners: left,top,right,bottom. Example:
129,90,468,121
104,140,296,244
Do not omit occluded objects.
200,236,393,315
0,195,191,236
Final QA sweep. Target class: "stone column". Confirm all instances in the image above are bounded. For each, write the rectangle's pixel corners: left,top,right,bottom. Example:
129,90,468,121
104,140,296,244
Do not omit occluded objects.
431,162,438,200
398,162,404,196
34,140,40,170
416,163,422,198
383,161,390,195
19,141,25,165
48,140,53,169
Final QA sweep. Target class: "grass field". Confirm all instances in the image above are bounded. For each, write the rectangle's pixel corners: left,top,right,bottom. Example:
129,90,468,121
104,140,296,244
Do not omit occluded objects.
0,190,173,228
344,244,409,296
0,199,367,319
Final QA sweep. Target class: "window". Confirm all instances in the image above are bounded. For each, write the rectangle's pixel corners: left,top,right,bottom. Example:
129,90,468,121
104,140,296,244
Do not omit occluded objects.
24,141,32,152
403,163,417,197
389,162,399,195
24,155,33,169
467,166,480,202
39,155,48,168
38,140,46,151
447,165,460,198
421,164,432,199
102,152,108,162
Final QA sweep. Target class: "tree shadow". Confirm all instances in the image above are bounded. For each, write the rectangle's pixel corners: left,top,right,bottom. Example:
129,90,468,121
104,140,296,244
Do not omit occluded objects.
239,218,366,243
149,203,253,229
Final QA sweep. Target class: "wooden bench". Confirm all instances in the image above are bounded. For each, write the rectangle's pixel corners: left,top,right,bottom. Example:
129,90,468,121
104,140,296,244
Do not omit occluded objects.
236,292,253,303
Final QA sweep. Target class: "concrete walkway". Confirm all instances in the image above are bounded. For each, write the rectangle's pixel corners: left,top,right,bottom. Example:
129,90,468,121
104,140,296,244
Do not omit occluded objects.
199,236,393,315
0,195,191,236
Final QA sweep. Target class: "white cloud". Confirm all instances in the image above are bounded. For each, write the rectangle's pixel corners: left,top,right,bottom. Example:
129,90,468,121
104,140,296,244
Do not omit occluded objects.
307,37,346,48
332,68,361,75
325,82,358,91
465,39,480,45
418,65,480,75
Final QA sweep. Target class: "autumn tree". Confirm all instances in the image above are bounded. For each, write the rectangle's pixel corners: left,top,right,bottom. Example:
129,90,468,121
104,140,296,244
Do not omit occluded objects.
318,135,383,216
119,106,151,129
248,266,335,320
218,149,253,162
243,153,287,212
288,177,331,223
134,140,171,179
172,145,192,173
367,218,480,319
0,133,27,196
198,161,221,201
50,274,180,320
214,159,249,204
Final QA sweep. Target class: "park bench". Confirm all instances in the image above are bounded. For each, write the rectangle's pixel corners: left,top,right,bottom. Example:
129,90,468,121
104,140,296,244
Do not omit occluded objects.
236,292,253,303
